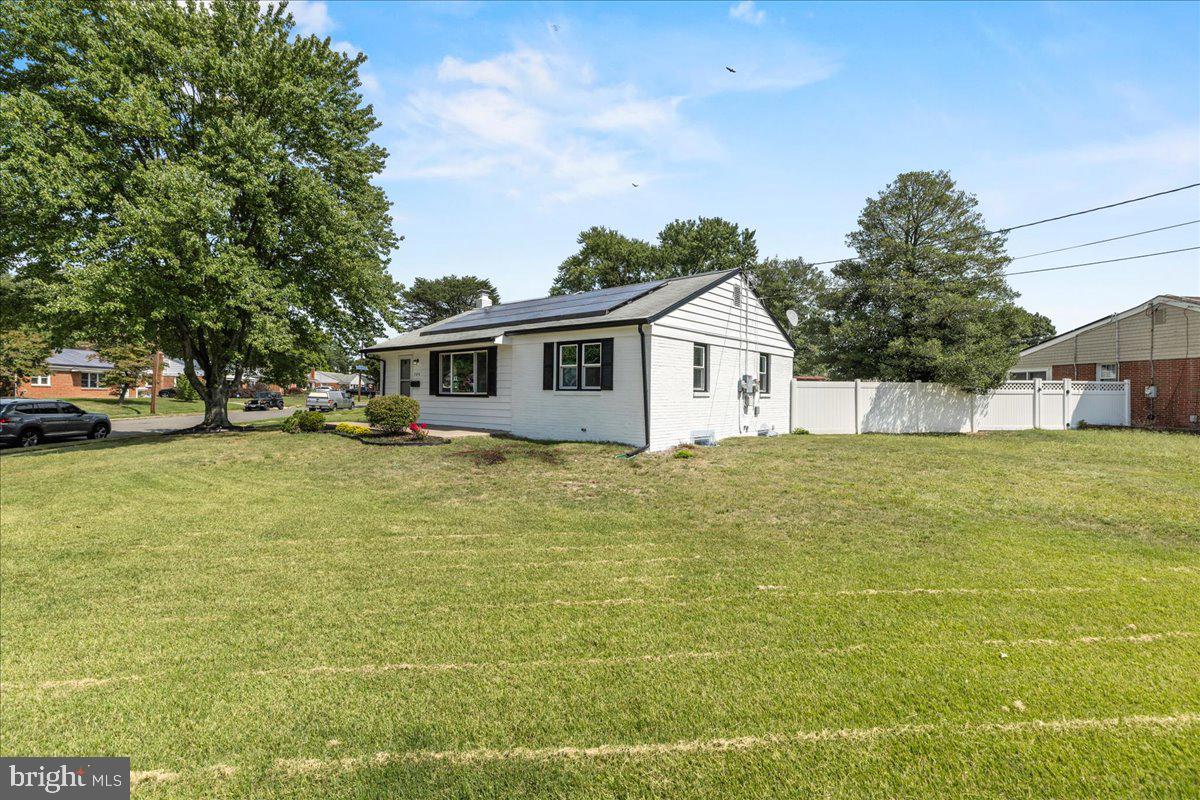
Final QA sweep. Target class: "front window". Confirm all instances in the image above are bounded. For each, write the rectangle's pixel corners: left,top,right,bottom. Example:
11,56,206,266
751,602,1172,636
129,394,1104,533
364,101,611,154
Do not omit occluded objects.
693,344,708,392
31,374,51,386
81,372,102,389
1097,363,1118,381
758,353,769,394
441,350,489,395
1008,371,1048,381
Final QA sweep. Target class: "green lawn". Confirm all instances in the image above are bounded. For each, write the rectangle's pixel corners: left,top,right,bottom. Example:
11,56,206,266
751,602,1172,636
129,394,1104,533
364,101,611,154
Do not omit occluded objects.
1,430,1197,798
70,393,312,418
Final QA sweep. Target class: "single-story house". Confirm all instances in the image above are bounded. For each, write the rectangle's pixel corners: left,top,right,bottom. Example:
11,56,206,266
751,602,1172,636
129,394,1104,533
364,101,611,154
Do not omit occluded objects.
308,369,358,390
364,268,794,451
18,348,184,399
1009,294,1199,428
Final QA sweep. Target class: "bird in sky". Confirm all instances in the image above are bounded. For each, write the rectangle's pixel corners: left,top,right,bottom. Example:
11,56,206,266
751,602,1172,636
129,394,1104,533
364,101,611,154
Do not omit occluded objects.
725,66,736,73
551,23,560,32
631,182,639,188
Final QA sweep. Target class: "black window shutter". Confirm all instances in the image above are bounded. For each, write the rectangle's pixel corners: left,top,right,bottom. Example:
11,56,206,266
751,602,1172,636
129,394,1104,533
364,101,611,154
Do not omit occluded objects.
486,346,498,396
429,351,440,395
600,338,614,390
380,360,386,396
542,342,554,390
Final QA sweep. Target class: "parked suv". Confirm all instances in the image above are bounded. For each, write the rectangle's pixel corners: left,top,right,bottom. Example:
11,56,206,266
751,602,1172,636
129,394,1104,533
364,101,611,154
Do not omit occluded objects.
244,390,285,411
0,399,111,447
306,389,354,412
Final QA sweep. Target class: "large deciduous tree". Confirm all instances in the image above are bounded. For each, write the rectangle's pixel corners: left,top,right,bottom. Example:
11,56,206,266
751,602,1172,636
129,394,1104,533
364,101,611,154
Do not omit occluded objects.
749,257,829,375
819,170,1032,391
550,227,657,295
0,0,399,427
398,276,499,330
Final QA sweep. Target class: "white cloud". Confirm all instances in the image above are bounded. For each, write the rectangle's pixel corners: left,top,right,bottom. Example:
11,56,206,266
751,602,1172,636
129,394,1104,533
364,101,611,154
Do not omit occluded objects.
1027,128,1200,169
285,0,334,37
385,45,705,202
729,1,766,25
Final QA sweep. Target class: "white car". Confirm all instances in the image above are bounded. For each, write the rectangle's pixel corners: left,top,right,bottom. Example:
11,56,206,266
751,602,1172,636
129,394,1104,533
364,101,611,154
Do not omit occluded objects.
306,390,354,412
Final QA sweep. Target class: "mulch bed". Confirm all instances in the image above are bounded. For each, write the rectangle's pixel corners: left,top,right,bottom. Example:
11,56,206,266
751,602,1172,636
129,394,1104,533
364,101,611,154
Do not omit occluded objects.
326,429,451,447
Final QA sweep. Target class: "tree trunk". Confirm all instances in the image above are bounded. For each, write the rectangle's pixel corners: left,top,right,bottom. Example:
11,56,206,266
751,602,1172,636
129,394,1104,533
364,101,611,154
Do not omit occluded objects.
200,380,231,429
117,385,128,405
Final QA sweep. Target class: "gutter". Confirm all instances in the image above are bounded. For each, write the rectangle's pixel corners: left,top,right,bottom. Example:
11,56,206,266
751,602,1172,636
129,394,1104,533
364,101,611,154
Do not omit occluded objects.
637,322,652,453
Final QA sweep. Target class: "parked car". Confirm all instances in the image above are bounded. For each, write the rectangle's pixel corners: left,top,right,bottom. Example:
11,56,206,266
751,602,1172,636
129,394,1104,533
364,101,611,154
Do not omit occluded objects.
306,389,354,412
157,387,177,398
244,390,285,411
0,399,111,447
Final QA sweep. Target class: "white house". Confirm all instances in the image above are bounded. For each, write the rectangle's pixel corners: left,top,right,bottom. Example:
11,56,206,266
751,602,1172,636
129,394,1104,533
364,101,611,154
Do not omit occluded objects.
364,269,794,451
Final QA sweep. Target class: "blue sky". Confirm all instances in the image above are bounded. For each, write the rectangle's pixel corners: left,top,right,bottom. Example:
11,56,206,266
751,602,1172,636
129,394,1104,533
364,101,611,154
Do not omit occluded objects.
290,0,1199,331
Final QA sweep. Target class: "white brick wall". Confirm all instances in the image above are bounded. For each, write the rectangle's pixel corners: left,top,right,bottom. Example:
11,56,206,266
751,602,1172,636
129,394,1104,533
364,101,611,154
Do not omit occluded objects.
510,326,647,446
648,335,790,450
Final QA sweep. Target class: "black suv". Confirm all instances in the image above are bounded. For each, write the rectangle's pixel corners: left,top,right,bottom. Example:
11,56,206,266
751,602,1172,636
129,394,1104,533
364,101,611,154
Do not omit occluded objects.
243,390,285,411
0,399,112,447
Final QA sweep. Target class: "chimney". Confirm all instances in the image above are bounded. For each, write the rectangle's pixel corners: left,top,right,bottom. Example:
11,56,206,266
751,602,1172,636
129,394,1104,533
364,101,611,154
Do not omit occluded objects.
476,292,493,309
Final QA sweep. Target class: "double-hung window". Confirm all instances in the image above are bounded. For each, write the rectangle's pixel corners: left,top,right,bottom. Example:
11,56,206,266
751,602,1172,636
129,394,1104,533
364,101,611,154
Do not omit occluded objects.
439,350,489,395
758,353,770,395
81,372,102,389
1097,363,1119,381
558,342,602,390
693,344,708,393
31,374,51,387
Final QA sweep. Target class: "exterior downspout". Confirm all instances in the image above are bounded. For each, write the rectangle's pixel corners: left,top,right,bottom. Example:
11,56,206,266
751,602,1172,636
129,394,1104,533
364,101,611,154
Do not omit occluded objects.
622,323,652,457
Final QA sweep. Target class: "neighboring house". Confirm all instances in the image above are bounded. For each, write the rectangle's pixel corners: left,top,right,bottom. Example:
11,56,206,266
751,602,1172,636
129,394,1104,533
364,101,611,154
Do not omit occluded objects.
17,348,181,399
308,370,357,390
364,269,794,451
1010,294,1199,428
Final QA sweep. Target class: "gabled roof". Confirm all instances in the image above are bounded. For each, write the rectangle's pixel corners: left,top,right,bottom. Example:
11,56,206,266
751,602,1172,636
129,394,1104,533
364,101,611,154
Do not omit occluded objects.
46,348,114,370
311,370,357,385
1019,294,1200,357
365,269,743,352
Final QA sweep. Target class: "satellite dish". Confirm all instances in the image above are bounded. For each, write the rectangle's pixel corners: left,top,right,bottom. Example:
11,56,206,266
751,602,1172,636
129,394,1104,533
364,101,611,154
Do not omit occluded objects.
785,309,800,327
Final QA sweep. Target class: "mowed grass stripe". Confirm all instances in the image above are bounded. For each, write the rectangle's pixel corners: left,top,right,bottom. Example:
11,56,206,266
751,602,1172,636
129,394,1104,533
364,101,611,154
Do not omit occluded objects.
6,630,1195,693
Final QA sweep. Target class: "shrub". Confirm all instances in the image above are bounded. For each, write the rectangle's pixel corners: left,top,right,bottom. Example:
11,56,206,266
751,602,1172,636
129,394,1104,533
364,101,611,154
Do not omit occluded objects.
336,422,372,436
673,448,696,459
282,409,325,433
791,427,810,435
365,395,420,434
173,377,198,402
408,422,429,440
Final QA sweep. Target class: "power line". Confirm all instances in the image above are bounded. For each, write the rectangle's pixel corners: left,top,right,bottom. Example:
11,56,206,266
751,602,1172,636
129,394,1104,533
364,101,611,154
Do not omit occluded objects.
1010,220,1199,260
1004,246,1199,276
804,182,1200,267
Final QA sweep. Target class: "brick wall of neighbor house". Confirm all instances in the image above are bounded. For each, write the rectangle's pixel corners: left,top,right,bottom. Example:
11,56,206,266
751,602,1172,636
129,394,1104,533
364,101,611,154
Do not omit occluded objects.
1051,358,1199,429
17,370,111,399
18,371,178,399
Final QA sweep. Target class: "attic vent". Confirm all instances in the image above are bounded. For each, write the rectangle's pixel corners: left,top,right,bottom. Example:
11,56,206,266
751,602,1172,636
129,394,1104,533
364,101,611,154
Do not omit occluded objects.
732,285,742,306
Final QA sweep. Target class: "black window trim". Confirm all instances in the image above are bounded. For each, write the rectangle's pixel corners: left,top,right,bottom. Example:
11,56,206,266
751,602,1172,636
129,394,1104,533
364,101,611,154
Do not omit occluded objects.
438,348,492,397
555,339,605,391
693,343,709,394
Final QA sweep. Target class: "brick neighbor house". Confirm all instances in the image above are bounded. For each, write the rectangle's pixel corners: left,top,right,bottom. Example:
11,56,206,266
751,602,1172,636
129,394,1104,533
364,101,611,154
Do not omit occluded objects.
1009,295,1199,429
16,348,182,400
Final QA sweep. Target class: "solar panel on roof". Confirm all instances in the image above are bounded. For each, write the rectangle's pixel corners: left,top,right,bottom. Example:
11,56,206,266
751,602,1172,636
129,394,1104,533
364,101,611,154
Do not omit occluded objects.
421,279,667,335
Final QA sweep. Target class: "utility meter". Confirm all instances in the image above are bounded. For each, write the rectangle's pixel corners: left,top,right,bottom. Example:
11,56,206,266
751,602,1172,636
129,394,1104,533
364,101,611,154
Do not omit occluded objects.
1144,384,1158,398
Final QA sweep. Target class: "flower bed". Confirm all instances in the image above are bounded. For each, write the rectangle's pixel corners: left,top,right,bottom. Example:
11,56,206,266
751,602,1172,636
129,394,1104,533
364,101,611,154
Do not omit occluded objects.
325,421,450,446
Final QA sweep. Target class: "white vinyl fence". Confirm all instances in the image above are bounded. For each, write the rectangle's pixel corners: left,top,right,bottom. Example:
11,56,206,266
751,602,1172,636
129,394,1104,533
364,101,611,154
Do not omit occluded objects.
790,379,1130,435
